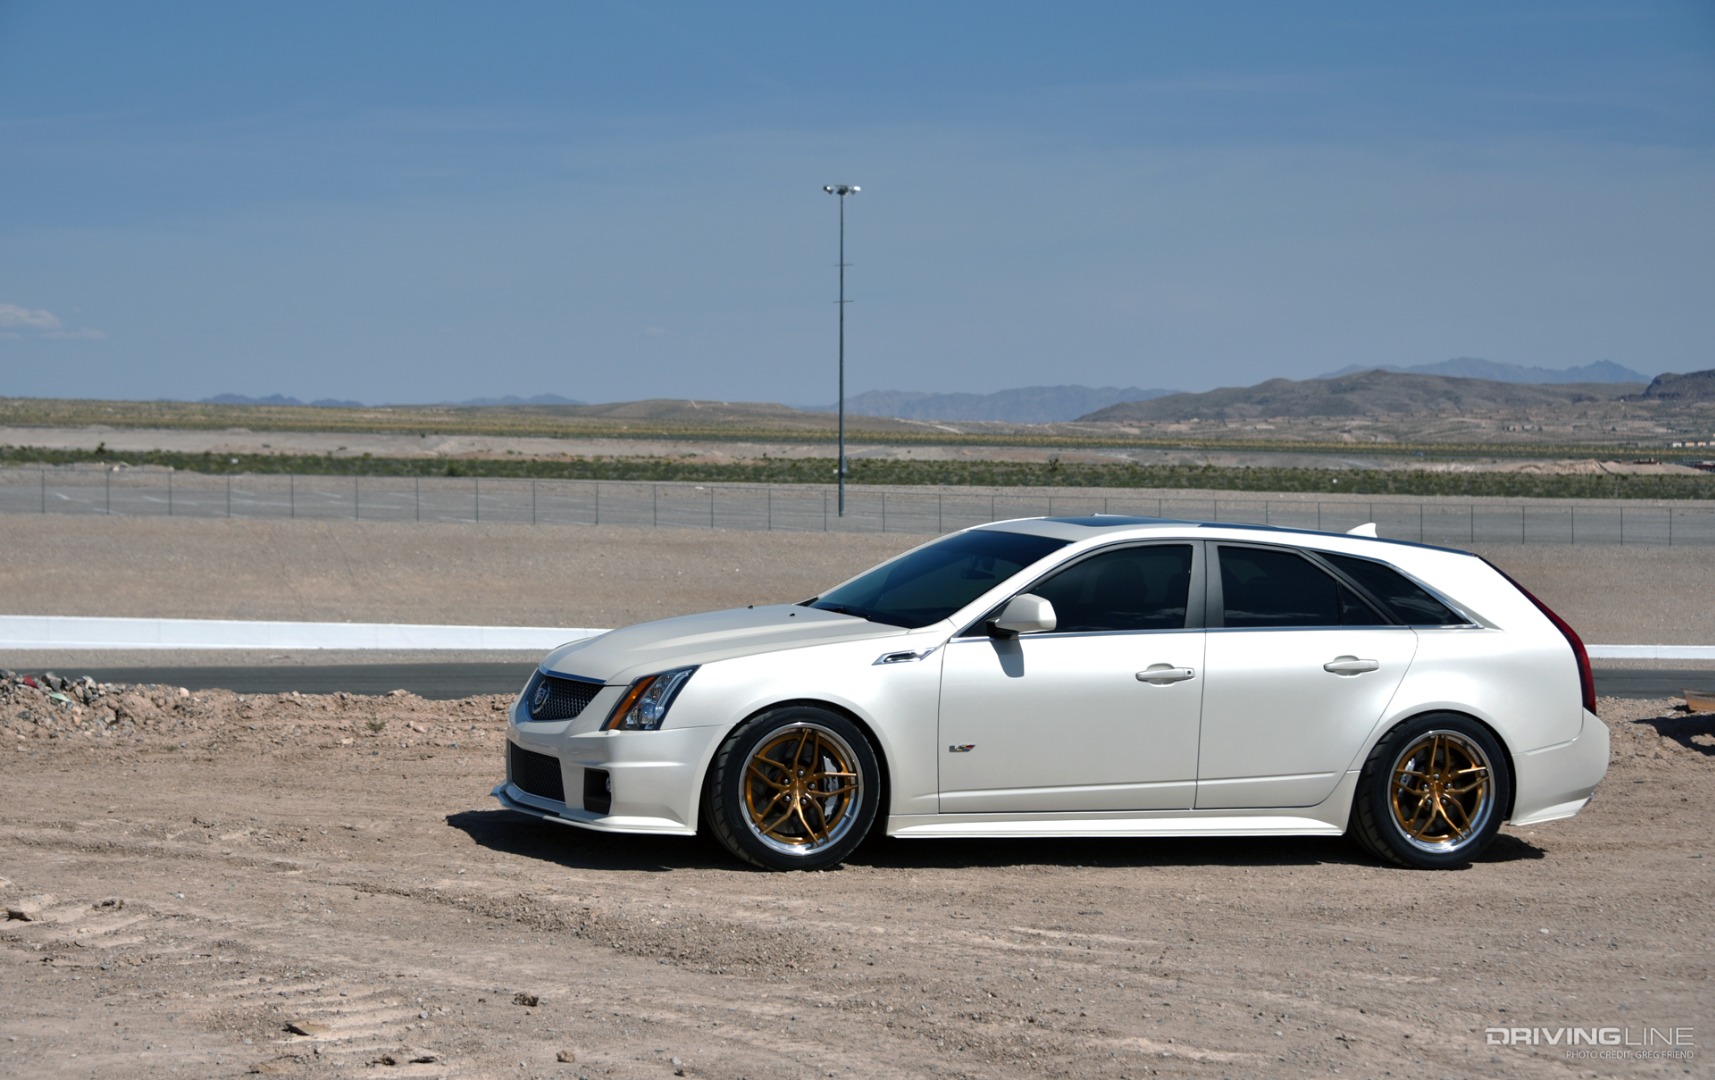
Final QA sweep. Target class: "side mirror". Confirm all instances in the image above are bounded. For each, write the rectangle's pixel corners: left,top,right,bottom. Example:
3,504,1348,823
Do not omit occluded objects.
988,593,1057,638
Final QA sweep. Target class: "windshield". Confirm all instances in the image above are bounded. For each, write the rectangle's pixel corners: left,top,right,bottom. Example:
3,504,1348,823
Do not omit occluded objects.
806,529,1068,628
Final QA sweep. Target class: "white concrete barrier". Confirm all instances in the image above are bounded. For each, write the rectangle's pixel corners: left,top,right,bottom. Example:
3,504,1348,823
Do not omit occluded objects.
0,615,602,651
0,614,1710,659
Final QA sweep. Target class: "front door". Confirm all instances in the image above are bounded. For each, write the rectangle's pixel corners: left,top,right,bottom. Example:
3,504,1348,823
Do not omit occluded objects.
937,543,1205,813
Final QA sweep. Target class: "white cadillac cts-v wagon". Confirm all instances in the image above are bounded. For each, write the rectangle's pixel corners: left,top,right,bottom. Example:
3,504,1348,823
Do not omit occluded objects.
494,516,1608,871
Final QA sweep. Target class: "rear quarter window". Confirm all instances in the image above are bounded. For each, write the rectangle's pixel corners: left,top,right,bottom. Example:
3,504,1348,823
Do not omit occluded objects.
1321,553,1464,626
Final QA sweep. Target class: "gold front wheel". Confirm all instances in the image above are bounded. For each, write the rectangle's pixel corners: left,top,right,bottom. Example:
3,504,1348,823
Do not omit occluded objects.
708,708,879,871
742,723,864,856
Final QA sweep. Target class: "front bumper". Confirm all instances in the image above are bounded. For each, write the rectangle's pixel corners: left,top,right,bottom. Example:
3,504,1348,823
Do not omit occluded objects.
493,723,725,836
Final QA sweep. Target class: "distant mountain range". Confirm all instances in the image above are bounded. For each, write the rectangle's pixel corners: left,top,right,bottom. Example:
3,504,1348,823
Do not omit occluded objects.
1317,357,1649,385
202,393,367,408
200,393,584,408
1642,369,1715,401
1082,369,1647,423
808,385,1177,424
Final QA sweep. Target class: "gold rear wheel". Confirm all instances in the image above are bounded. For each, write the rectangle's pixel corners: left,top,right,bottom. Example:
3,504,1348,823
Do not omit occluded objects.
1388,730,1495,853
1352,714,1511,869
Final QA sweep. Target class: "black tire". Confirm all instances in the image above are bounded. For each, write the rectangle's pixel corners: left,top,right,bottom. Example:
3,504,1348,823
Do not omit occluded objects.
1351,713,1511,870
705,706,880,871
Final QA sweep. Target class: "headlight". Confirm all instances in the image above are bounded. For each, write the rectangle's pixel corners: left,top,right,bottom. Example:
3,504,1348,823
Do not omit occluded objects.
604,667,697,731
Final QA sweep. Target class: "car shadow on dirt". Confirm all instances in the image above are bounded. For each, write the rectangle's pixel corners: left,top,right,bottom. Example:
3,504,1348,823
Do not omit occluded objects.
1634,710,1715,756
850,831,1544,871
449,809,1544,873
447,809,734,871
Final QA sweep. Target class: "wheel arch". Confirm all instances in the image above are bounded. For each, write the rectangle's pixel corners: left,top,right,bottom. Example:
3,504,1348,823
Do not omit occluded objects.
1364,707,1519,822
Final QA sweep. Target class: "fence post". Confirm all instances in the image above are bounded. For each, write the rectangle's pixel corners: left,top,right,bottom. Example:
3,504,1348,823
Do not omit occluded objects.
532,480,537,525
1520,505,1525,543
227,474,232,518
1317,502,1322,530
767,487,772,531
354,476,360,521
105,468,111,515
709,486,715,528
1468,504,1473,544
414,476,420,522
653,485,658,527
595,483,600,525
1571,505,1575,545
1619,505,1625,545
40,467,45,513
882,491,887,533
168,471,173,516
1418,502,1424,542
291,475,296,518
475,477,481,523
1668,507,1673,546
823,489,828,531
937,492,942,533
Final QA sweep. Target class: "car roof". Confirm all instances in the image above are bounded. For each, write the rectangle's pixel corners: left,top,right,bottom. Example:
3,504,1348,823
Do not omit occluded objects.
974,514,1471,557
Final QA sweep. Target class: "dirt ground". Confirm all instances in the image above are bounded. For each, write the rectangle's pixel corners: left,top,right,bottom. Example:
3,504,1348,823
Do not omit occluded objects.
0,680,1709,1080
1,516,1713,1078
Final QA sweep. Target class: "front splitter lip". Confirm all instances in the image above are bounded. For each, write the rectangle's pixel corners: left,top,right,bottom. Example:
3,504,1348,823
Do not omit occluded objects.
490,781,696,836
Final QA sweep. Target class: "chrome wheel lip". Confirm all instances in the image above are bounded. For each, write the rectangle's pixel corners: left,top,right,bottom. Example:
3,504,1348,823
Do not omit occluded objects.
740,721,865,859
1386,727,1496,855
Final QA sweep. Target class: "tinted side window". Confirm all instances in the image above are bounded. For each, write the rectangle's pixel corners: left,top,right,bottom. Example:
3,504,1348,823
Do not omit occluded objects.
1218,546,1387,628
1322,553,1462,626
1031,545,1193,632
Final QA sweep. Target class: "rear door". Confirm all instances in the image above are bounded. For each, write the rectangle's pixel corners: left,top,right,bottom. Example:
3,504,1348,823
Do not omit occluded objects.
1196,544,1416,809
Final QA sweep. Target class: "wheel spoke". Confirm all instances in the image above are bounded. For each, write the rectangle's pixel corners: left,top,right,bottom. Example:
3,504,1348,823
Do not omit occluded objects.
747,762,790,790
751,788,789,824
759,802,799,839
790,798,825,843
1440,793,1472,833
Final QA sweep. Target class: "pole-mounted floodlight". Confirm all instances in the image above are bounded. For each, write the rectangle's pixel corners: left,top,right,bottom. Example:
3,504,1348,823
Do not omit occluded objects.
823,184,858,516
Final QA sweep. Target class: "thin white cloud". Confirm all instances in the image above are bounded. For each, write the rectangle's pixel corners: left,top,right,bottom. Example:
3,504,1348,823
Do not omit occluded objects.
0,303,62,331
0,303,104,341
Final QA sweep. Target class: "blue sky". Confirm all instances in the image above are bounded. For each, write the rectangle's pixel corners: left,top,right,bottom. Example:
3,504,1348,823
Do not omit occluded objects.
2,1,1711,405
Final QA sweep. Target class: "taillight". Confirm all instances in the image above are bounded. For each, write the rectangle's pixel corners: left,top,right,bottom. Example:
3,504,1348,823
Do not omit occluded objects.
1482,560,1598,716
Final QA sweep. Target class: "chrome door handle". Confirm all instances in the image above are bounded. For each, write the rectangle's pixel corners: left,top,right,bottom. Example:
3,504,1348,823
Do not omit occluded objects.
1324,657,1380,676
1137,665,1196,684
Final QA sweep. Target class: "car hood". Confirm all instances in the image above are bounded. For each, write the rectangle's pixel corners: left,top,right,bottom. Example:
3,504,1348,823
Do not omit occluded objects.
539,604,909,683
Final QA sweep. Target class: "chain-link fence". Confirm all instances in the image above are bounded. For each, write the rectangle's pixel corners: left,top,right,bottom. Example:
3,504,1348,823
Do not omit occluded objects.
3,466,1713,545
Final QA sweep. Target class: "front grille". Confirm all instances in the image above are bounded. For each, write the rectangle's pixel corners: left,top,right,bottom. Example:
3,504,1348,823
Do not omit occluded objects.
522,671,603,722
508,741,566,803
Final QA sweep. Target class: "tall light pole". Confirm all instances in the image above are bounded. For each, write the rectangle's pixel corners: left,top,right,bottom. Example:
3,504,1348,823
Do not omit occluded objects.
823,183,858,516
